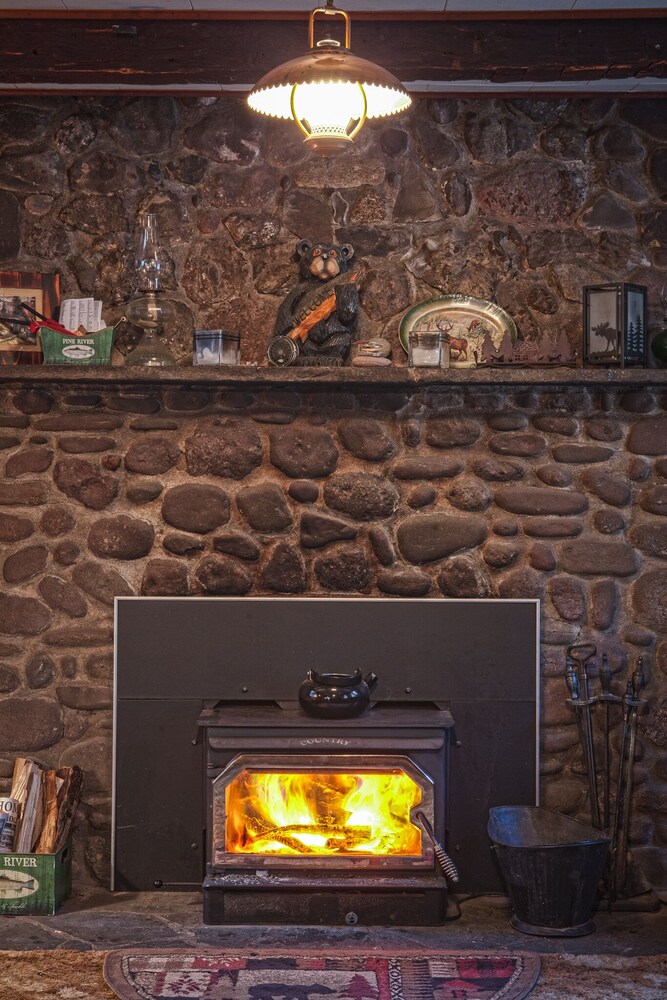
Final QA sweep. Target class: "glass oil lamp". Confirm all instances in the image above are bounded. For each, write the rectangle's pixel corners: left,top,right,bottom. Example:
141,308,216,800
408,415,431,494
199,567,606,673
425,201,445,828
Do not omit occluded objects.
124,212,176,367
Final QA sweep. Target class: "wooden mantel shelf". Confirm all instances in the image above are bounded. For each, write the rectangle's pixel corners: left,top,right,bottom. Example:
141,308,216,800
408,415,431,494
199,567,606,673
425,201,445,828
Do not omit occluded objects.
0,365,666,390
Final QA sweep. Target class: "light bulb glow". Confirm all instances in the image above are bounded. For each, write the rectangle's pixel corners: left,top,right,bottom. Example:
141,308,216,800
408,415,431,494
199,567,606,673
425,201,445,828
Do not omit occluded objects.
249,80,411,123
248,84,295,120
363,82,411,119
290,80,366,140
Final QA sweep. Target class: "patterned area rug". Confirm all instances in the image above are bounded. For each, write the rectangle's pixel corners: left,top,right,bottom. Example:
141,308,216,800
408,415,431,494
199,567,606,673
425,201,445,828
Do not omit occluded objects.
103,949,541,1000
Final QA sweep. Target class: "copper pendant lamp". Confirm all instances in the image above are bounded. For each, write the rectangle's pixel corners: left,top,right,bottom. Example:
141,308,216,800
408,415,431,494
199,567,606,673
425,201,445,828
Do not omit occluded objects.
247,1,411,156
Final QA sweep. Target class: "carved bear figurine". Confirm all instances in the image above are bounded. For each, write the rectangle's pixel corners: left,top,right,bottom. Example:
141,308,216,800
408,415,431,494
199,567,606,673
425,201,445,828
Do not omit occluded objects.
273,239,359,365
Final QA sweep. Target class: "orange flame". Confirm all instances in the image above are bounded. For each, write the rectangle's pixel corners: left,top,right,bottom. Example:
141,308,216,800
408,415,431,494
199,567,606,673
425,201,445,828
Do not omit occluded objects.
225,769,422,856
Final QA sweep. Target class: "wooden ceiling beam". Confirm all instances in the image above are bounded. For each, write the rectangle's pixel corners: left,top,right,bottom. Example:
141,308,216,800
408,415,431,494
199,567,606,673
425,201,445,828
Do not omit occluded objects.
0,9,666,21
0,15,664,91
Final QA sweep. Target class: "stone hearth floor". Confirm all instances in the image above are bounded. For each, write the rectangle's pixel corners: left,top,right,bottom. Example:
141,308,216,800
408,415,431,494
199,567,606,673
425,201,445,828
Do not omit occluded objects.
0,889,664,957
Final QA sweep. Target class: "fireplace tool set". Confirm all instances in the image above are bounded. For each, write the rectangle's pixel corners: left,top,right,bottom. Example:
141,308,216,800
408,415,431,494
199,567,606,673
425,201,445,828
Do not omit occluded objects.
565,643,650,908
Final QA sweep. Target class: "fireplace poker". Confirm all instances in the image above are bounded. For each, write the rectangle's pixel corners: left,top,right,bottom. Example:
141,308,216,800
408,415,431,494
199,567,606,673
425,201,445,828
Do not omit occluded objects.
416,811,459,887
599,654,617,832
610,672,632,906
611,657,646,903
565,644,601,829
564,660,595,823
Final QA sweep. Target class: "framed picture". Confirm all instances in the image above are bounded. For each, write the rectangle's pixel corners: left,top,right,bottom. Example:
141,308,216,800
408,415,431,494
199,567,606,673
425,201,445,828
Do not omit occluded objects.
0,271,60,365
399,294,517,368
0,271,60,323
583,282,647,367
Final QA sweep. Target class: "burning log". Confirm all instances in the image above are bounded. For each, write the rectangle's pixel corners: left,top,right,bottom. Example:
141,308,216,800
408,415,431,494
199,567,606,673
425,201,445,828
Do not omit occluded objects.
252,831,317,853
324,831,372,850
267,823,371,839
249,820,374,854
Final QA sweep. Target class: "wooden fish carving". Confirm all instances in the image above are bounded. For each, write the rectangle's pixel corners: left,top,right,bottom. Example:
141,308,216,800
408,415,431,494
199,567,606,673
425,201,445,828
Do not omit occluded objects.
286,270,360,344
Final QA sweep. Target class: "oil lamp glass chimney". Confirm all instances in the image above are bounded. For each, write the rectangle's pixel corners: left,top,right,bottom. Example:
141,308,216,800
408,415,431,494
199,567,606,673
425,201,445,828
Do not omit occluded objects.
124,212,176,367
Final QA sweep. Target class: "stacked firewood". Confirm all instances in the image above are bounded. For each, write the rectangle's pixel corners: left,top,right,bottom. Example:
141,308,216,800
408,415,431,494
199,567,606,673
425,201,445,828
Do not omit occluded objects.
1,758,83,855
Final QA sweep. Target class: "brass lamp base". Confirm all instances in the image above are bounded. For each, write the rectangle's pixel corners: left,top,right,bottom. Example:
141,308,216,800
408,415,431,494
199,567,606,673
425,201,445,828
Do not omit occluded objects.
304,133,355,156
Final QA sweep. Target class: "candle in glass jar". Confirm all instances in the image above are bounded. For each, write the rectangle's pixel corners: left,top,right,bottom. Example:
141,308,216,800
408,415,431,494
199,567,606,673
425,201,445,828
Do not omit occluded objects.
440,339,451,368
409,330,441,367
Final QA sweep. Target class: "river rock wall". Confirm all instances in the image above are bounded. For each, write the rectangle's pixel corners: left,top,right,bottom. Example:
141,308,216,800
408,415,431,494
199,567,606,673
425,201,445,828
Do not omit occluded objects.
0,382,666,888
0,94,665,363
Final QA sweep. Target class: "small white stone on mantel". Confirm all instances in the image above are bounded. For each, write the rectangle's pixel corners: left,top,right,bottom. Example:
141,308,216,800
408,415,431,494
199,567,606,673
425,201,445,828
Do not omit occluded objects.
351,356,393,367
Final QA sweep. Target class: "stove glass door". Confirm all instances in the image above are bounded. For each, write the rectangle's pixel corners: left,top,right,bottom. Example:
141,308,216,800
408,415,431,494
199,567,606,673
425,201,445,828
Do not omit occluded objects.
211,755,435,870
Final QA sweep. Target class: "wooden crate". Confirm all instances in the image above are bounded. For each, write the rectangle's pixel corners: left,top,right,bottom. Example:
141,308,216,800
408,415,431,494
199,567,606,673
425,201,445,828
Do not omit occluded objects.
0,840,71,915
40,327,113,365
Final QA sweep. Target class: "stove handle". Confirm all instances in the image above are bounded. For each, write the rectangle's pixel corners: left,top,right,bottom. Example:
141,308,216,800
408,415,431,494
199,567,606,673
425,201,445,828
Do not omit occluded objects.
416,810,460,887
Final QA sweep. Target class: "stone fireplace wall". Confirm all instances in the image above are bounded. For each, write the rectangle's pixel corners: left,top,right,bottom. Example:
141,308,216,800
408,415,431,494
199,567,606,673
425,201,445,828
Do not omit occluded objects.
0,93,666,890
0,382,666,888
0,94,665,360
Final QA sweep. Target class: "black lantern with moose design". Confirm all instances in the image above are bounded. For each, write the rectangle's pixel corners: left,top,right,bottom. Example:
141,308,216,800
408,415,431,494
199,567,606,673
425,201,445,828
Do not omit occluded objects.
583,282,647,367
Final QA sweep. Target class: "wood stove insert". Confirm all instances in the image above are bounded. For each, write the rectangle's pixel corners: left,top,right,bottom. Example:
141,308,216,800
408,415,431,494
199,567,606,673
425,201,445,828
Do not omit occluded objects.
199,700,455,925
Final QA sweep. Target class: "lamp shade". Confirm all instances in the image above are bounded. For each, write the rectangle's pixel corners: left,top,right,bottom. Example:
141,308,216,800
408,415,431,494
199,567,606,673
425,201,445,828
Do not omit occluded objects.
247,3,411,156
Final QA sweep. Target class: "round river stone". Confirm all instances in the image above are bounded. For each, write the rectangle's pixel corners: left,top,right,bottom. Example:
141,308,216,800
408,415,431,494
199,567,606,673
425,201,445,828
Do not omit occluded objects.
162,484,230,534
397,513,487,564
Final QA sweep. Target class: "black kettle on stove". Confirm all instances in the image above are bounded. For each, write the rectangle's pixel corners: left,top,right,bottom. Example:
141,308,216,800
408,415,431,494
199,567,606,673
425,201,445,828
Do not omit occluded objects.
298,668,378,719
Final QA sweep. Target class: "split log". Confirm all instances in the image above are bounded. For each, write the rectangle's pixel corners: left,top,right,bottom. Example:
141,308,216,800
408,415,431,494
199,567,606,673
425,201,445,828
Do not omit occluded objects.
35,771,60,854
53,766,83,853
11,759,43,854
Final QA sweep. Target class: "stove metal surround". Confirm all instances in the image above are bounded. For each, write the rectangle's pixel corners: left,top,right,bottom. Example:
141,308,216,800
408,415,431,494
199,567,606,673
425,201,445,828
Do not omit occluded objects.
112,597,539,895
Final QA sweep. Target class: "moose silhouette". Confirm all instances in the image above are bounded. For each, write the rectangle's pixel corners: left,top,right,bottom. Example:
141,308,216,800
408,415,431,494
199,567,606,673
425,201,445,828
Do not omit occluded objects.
591,321,619,355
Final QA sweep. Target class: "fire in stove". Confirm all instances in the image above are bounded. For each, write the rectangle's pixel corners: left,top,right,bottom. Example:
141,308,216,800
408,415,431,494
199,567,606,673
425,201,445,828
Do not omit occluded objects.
224,767,423,857
213,755,433,870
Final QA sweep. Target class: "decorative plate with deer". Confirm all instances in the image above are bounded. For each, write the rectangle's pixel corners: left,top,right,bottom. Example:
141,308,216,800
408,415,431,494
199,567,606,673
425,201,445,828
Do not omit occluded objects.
399,295,518,368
